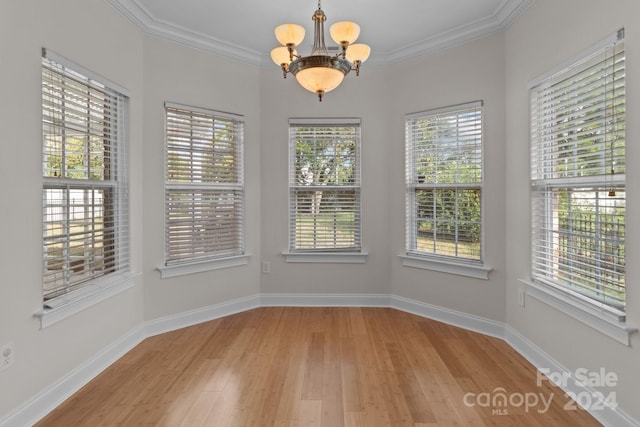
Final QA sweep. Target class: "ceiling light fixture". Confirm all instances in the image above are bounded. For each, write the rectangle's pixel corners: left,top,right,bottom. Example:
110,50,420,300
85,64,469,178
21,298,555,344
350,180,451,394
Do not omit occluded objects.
270,0,371,101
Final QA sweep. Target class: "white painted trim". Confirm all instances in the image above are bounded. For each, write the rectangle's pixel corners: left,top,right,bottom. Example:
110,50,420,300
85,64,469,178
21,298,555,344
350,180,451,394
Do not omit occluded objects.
104,0,262,65
505,326,640,427
43,48,131,97
144,294,260,337
399,254,492,280
289,118,361,126
0,325,145,427
157,254,251,279
6,293,640,427
406,100,483,120
529,29,622,89
382,0,533,63
520,279,636,346
283,252,368,264
34,273,139,329
261,293,390,307
391,295,504,339
0,296,260,427
105,0,532,66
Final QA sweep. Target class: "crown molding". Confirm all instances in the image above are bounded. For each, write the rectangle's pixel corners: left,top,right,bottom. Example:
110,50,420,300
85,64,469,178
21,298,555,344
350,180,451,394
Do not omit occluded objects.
106,0,533,66
379,0,534,64
105,0,263,65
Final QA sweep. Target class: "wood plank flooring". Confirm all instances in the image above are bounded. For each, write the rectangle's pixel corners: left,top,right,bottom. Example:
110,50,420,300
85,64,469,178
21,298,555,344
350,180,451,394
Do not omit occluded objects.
36,307,601,426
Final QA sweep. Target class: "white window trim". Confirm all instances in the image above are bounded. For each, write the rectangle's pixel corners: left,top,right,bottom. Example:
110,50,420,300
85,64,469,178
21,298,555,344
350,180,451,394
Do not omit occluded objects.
527,29,628,334
283,251,368,264
163,102,246,268
404,101,487,274
39,49,131,323
156,254,251,279
288,117,363,254
34,272,138,329
519,279,636,346
42,48,131,97
399,254,491,279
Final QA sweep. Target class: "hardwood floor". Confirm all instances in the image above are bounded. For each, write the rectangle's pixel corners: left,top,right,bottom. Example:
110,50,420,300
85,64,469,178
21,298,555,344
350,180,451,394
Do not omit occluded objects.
36,307,601,426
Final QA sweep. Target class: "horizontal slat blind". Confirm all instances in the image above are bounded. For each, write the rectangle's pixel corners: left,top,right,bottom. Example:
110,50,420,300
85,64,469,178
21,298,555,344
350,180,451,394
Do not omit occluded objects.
405,101,483,261
531,45,625,182
165,104,244,264
289,121,361,251
42,51,129,300
530,31,625,312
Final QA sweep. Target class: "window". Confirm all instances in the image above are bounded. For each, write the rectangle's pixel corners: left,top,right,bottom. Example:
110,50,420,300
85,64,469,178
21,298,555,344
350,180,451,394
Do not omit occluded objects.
405,101,483,263
42,50,129,302
530,30,625,317
164,103,244,267
288,119,361,252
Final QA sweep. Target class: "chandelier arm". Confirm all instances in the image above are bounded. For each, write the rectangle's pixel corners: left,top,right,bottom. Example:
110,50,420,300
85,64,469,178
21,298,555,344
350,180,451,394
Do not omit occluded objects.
339,41,349,59
353,60,362,76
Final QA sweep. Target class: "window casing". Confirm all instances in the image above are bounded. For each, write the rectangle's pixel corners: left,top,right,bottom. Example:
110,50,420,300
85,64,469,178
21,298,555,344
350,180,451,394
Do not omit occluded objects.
164,103,245,266
42,50,129,302
405,101,483,263
530,30,625,316
289,119,361,252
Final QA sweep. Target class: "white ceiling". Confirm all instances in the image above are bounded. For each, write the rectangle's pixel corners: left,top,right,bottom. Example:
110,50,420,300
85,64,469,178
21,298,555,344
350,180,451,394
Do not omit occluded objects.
107,0,533,65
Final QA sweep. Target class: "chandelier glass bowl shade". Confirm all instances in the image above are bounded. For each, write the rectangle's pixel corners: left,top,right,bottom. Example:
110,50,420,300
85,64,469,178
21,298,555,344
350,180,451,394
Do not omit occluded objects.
270,1,371,101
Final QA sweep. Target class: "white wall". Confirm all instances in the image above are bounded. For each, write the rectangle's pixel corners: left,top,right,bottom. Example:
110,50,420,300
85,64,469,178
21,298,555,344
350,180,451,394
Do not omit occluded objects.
388,33,508,322
141,37,262,320
2,0,640,424
259,34,506,314
259,62,393,296
505,0,640,421
0,0,145,418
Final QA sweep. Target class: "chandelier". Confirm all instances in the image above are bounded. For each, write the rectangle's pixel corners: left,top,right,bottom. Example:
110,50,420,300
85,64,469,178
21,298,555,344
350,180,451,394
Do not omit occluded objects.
270,0,371,101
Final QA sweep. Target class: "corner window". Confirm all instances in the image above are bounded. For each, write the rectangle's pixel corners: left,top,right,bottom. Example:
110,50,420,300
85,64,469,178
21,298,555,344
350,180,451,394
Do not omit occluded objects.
42,50,130,303
405,101,483,263
288,119,361,252
530,30,626,317
164,103,245,266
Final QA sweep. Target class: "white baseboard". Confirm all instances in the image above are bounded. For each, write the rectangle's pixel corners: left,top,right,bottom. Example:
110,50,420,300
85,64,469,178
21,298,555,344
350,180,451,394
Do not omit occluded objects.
390,295,505,339
505,326,639,427
0,325,146,427
144,294,261,337
0,295,260,427
260,293,390,307
3,293,638,427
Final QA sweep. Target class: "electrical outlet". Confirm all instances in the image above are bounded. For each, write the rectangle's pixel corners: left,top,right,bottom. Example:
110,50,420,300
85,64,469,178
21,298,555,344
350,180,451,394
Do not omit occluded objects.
262,261,271,274
517,289,526,307
0,343,14,372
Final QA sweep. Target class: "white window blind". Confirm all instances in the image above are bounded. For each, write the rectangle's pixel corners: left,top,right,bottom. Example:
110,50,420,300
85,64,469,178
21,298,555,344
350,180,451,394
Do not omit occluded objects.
405,101,483,261
165,103,244,265
289,119,361,252
42,49,129,301
530,30,625,314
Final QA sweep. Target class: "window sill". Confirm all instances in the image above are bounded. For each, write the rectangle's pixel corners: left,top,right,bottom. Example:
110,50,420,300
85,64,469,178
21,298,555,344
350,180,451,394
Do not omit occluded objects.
283,252,368,263
157,254,251,279
399,254,491,279
34,272,138,329
519,278,637,346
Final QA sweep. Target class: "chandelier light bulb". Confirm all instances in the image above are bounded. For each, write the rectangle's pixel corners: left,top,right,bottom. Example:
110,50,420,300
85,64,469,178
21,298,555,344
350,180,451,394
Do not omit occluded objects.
345,43,371,63
274,24,306,47
330,21,360,45
270,46,293,66
295,66,345,94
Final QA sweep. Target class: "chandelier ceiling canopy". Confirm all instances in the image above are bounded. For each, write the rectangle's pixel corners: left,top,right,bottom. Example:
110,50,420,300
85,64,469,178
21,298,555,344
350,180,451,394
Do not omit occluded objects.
270,1,371,101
